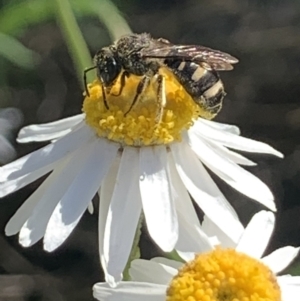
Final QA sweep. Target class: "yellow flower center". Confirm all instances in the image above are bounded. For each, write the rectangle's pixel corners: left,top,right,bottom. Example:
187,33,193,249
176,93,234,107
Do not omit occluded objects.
167,248,281,301
82,69,204,146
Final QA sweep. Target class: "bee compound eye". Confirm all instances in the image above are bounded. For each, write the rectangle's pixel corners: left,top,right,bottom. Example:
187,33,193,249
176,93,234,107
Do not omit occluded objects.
99,56,121,86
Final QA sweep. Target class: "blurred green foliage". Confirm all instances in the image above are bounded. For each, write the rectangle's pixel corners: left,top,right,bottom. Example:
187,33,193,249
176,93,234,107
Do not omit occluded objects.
0,0,131,38
0,0,131,84
0,32,39,69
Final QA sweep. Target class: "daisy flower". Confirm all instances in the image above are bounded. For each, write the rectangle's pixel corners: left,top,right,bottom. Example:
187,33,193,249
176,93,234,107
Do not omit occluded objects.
0,69,281,285
93,211,300,301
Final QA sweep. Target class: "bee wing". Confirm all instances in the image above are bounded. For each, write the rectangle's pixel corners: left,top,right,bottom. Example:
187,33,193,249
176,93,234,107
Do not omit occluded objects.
187,45,239,70
142,43,238,71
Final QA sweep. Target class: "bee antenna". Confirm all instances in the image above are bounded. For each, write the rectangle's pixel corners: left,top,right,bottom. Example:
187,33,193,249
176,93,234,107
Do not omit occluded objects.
83,66,97,97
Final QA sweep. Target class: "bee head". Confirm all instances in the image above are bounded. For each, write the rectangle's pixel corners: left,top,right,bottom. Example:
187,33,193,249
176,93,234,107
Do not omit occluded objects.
94,47,121,86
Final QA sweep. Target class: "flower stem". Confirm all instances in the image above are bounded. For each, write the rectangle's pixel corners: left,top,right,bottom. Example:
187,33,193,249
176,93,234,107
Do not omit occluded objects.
53,0,94,85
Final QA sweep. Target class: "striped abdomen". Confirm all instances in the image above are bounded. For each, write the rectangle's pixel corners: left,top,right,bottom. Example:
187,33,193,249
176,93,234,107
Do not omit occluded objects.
164,59,226,119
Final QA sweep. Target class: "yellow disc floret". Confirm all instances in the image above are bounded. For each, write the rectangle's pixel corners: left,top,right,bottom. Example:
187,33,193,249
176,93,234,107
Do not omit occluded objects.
82,69,202,146
167,248,281,301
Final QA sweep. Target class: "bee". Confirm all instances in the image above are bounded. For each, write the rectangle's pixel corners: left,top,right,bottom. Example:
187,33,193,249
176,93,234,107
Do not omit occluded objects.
84,33,238,120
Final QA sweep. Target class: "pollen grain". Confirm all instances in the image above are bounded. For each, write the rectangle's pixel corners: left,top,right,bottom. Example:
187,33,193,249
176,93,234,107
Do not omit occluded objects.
166,248,281,301
82,69,201,146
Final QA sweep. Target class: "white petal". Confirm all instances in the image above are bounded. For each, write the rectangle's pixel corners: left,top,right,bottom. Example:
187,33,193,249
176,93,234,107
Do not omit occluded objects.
0,162,56,197
104,147,142,285
176,203,208,253
150,257,183,270
93,282,166,301
167,153,213,255
188,132,276,211
191,120,283,157
205,140,256,166
277,275,300,301
277,275,300,285
99,154,121,285
175,212,214,261
236,211,274,258
43,139,118,251
262,246,300,274
201,215,237,248
87,202,94,214
129,259,177,284
196,119,241,135
49,130,78,142
17,114,84,142
139,146,178,252
19,148,87,247
171,141,243,243
23,129,73,143
175,251,195,263
5,169,53,236
0,124,93,181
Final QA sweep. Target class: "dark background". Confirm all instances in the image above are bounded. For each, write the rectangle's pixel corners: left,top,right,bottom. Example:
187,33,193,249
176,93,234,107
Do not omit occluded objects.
0,0,300,300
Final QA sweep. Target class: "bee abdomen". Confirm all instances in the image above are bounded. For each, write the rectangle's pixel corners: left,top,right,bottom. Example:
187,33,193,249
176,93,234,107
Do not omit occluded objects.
199,80,226,117
164,59,225,118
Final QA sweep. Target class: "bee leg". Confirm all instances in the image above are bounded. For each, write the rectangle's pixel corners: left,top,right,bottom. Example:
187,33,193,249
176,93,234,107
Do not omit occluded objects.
153,74,166,123
124,75,151,116
111,71,130,96
83,66,97,97
99,77,110,110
